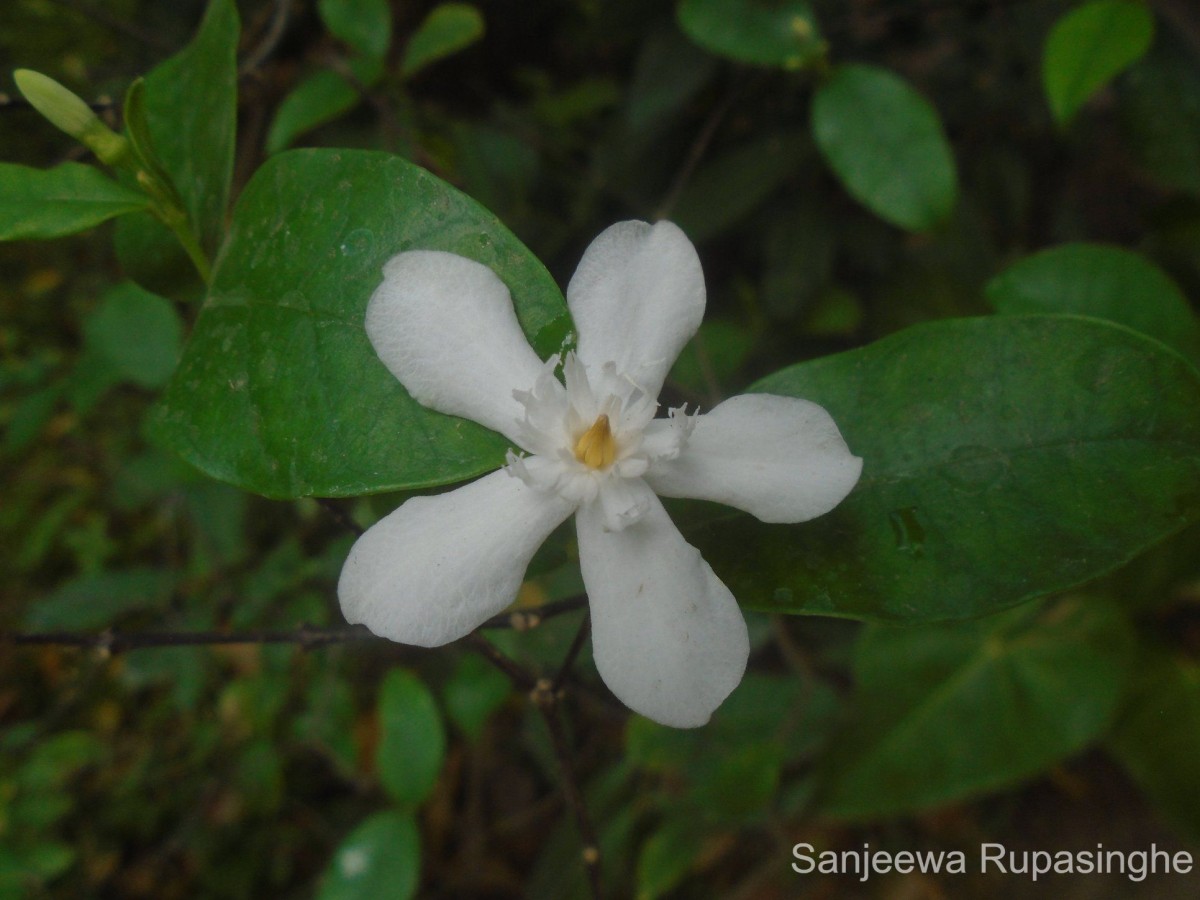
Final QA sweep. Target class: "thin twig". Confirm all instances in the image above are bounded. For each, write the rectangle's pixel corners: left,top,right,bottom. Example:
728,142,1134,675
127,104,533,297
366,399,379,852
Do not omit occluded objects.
239,0,294,78
461,633,536,691
480,594,587,630
551,614,591,694
0,624,378,652
654,82,739,221
316,498,365,536
537,697,603,900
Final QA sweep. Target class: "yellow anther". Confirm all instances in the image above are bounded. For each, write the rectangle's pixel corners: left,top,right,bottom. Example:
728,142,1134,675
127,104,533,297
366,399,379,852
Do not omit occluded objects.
573,414,617,470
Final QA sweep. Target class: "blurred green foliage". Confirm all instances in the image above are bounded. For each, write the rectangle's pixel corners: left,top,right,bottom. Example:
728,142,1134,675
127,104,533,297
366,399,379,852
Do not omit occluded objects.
3,0,1200,898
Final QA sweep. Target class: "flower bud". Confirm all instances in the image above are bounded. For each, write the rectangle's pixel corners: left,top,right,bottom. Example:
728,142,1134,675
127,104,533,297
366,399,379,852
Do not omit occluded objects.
13,69,129,166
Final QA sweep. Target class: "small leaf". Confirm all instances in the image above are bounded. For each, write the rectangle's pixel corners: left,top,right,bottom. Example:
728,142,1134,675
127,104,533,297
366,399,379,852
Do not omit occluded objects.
672,131,810,243
150,149,570,499
376,669,445,810
266,68,361,155
1120,36,1200,195
1043,0,1155,126
318,0,392,61
1108,652,1200,840
115,0,239,285
0,163,149,240
987,243,1200,361
441,654,511,741
401,3,485,79
812,64,958,231
636,817,705,900
676,0,824,70
815,597,1135,818
692,316,1200,623
24,568,176,629
317,810,420,900
82,282,183,388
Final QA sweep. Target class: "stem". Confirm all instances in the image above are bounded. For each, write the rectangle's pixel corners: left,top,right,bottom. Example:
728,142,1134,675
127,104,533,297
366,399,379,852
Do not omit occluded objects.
159,209,213,285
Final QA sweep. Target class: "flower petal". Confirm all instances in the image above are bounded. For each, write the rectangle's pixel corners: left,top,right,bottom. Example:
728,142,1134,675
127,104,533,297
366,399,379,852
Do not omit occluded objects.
577,482,748,727
366,250,547,447
644,393,862,523
567,221,705,400
338,469,574,646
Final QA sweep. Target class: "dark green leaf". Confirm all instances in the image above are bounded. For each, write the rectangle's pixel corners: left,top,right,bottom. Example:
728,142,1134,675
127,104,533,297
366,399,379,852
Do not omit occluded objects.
24,567,176,629
692,316,1200,622
1043,0,1155,126
150,149,570,499
676,0,824,69
0,163,149,240
624,27,717,134
82,282,183,388
266,57,383,155
318,0,392,61
376,669,445,810
441,654,511,741
673,131,809,243
815,597,1134,818
636,817,705,900
401,3,485,79
1119,36,1200,195
668,320,754,398
115,0,239,282
317,810,420,900
987,243,1200,361
1108,652,1200,840
812,64,958,231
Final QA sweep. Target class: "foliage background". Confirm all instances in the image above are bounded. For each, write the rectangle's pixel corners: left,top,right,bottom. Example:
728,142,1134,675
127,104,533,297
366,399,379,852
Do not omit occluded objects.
3,0,1200,897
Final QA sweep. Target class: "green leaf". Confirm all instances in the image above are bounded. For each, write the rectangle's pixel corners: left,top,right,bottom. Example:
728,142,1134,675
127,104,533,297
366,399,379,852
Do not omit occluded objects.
987,243,1200,361
676,0,824,70
24,567,176,629
401,3,485,79
668,320,754,398
376,669,445,810
691,315,1200,622
1108,652,1200,839
636,817,705,900
1120,36,1200,195
624,27,717,135
672,131,810,243
319,0,392,61
267,71,354,155
0,163,149,240
441,654,511,742
317,810,420,900
82,282,183,388
811,64,958,231
149,149,570,499
1043,0,1155,126
115,0,239,283
815,597,1134,819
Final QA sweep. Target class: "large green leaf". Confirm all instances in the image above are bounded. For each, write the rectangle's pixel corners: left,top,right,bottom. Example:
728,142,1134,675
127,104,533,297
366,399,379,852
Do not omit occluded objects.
987,243,1200,361
690,315,1200,622
1043,0,1155,126
676,0,824,70
317,810,420,900
115,0,239,284
811,64,957,231
0,163,149,240
814,597,1134,819
1108,652,1200,840
150,149,570,499
376,669,445,810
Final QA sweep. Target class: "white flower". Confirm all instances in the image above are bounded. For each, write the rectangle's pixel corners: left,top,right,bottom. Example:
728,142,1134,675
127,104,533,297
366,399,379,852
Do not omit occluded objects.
337,220,862,728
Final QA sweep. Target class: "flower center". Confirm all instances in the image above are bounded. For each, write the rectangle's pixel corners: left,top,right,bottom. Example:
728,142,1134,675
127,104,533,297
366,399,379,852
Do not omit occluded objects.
573,413,618,470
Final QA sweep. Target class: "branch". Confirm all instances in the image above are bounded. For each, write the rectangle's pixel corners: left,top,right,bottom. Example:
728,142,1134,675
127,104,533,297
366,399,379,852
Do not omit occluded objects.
1,596,589,652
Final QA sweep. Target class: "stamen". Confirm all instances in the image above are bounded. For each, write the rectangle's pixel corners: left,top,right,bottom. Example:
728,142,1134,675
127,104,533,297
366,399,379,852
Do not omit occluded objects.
573,414,618,469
